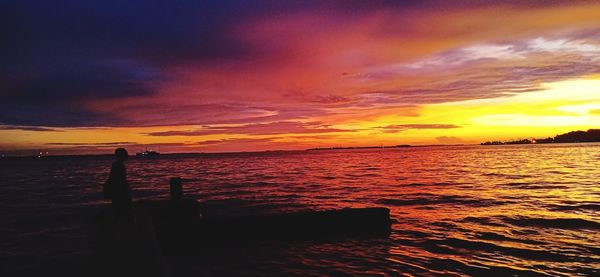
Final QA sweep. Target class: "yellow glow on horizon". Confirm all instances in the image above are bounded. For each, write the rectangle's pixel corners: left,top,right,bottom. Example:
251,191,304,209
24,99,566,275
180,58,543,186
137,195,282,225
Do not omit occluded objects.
419,77,600,139
332,76,600,144
2,76,600,153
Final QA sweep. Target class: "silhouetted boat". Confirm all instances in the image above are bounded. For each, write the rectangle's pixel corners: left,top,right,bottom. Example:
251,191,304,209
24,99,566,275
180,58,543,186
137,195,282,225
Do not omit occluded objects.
136,149,160,157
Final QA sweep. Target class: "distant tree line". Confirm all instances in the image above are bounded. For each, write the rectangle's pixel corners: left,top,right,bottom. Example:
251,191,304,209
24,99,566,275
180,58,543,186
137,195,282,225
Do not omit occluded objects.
481,129,600,145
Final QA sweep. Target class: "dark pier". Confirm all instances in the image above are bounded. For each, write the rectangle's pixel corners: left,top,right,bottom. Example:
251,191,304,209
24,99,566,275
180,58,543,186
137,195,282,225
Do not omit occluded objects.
89,178,392,275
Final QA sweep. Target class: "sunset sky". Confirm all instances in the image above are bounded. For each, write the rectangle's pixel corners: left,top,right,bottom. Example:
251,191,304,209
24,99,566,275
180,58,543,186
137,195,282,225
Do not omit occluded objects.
2,1,600,155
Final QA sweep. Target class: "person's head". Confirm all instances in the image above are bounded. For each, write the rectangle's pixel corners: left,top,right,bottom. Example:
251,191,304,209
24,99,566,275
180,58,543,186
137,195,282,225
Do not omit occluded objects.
115,148,128,161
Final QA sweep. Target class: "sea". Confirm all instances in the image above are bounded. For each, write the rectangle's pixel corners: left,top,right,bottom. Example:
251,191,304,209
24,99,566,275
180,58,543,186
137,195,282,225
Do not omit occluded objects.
1,144,599,276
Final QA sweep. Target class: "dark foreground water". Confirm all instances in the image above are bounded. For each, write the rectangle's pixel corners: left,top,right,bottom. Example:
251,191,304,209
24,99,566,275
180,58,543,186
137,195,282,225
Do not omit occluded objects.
1,144,599,276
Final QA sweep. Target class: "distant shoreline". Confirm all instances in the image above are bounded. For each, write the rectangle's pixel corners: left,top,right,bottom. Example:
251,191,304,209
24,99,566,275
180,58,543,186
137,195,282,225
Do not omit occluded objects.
307,144,412,151
4,140,600,158
306,144,476,151
481,129,600,145
0,143,498,158
1,145,438,158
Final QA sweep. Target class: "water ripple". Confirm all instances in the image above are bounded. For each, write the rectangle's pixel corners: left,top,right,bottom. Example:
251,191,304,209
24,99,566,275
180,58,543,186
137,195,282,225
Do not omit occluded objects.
1,143,600,276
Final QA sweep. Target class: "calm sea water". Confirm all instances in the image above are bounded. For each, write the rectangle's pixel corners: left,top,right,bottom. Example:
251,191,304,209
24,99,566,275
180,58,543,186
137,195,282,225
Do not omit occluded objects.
1,144,599,276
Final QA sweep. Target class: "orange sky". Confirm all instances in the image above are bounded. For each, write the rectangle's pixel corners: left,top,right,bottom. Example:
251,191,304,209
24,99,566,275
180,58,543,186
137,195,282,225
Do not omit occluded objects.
2,1,600,155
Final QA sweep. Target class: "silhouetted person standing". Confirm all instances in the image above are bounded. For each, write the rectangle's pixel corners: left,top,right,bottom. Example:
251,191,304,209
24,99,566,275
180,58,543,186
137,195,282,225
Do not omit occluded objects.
105,148,132,217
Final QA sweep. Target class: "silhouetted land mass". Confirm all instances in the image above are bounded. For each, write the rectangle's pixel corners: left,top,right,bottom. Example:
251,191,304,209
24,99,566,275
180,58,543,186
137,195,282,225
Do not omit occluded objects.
481,129,600,145
308,145,411,150
306,144,472,151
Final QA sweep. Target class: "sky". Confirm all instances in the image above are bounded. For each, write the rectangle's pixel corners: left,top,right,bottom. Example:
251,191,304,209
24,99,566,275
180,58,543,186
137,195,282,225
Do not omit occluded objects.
1,0,600,155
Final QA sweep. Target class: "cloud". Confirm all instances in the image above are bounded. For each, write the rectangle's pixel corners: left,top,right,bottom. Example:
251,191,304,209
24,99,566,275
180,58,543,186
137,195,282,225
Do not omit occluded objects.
2,0,600,132
0,1,265,127
45,142,137,146
310,95,352,104
0,125,61,132
0,58,162,126
0,1,263,66
196,137,276,146
436,136,466,144
194,137,313,152
362,34,600,105
375,124,461,133
146,121,355,136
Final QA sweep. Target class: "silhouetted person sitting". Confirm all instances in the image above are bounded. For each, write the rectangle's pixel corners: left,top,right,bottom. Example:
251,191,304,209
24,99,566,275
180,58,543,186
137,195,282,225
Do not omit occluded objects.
104,148,132,218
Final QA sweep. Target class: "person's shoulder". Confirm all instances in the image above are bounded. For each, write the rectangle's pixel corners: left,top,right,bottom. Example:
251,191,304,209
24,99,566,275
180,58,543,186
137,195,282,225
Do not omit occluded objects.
112,161,125,168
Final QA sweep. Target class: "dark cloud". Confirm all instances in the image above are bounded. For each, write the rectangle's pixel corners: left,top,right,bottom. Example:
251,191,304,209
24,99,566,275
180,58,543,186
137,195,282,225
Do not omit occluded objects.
147,121,354,136
0,1,262,65
0,57,160,126
0,1,272,127
0,125,61,132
